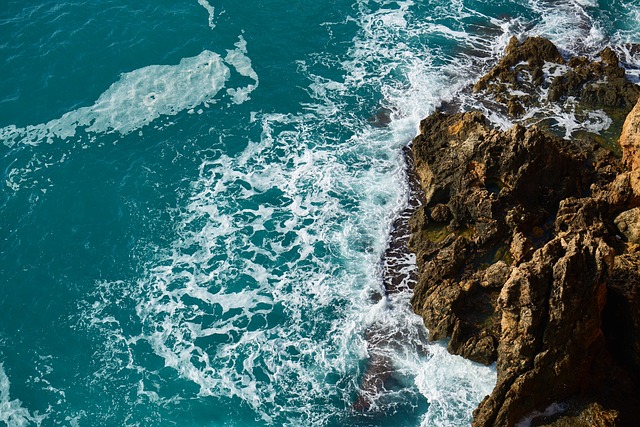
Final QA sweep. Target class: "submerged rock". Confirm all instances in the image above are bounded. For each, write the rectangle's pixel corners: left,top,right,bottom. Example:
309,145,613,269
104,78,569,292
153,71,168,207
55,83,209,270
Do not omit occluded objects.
474,36,564,94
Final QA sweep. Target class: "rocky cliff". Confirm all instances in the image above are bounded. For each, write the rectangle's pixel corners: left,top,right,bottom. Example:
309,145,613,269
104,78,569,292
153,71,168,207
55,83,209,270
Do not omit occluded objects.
408,37,640,426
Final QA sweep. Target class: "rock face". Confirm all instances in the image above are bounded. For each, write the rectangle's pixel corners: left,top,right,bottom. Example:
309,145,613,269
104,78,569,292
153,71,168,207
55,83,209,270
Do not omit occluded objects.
409,111,588,365
615,208,640,244
473,199,614,426
620,98,640,173
532,401,619,427
408,37,640,426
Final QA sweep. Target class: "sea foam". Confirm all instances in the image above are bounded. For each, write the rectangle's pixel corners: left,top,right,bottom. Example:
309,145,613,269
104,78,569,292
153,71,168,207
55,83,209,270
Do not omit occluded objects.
80,1,505,425
197,0,216,30
0,363,48,427
2,36,259,193
0,51,229,147
1,35,259,149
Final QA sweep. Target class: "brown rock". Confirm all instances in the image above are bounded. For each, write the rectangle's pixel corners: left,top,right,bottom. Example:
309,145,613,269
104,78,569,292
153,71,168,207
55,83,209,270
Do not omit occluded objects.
430,203,451,223
473,209,614,426
410,111,590,366
604,251,640,377
614,208,640,243
409,206,428,231
480,261,512,289
531,401,619,427
547,47,638,110
510,231,533,264
407,35,640,427
600,47,620,68
630,171,640,207
620,98,640,173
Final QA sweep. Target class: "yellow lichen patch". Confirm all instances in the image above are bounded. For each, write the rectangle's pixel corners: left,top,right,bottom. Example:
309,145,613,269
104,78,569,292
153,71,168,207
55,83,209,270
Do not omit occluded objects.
469,161,487,183
448,119,465,136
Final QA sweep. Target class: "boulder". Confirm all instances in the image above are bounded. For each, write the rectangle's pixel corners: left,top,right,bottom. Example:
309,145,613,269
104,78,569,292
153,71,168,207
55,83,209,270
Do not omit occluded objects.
620,98,640,173
614,208,640,244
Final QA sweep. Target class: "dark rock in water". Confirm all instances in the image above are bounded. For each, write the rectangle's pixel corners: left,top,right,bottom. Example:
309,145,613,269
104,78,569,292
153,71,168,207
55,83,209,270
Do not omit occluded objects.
354,146,427,412
406,37,640,427
353,327,397,412
472,36,640,140
474,36,564,93
547,47,639,109
368,107,394,128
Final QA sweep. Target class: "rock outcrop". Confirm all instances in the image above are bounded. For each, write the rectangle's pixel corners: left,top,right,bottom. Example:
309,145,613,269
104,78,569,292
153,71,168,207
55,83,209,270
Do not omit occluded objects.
471,36,640,139
620,98,640,175
473,198,614,426
408,36,640,426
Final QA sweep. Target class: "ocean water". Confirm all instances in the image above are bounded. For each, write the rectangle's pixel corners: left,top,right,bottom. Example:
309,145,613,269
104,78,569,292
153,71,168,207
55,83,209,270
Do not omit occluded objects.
1,1,639,426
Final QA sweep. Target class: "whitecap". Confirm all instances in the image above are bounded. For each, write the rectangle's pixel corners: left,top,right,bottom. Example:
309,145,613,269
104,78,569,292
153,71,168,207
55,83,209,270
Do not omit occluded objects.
224,36,260,104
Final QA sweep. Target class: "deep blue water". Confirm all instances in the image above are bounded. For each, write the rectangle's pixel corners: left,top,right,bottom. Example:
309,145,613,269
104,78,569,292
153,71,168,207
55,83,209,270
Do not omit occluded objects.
1,1,639,426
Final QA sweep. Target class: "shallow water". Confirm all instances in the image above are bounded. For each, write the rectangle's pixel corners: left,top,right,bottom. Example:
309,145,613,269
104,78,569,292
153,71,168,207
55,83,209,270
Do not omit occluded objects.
1,0,638,425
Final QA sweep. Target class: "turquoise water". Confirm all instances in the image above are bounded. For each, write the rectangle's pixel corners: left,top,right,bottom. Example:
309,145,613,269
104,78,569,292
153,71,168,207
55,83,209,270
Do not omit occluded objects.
1,1,639,426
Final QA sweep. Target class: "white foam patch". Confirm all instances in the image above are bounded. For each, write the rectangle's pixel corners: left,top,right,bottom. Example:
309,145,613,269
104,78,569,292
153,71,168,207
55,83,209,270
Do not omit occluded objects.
417,345,496,426
0,363,48,426
611,2,640,67
136,112,407,421
572,0,598,8
225,36,260,104
525,0,605,54
197,0,216,30
0,51,230,147
3,38,260,193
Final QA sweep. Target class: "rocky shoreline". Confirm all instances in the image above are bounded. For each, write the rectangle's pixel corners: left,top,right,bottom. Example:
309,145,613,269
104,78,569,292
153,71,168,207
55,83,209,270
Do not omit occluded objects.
407,37,640,425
